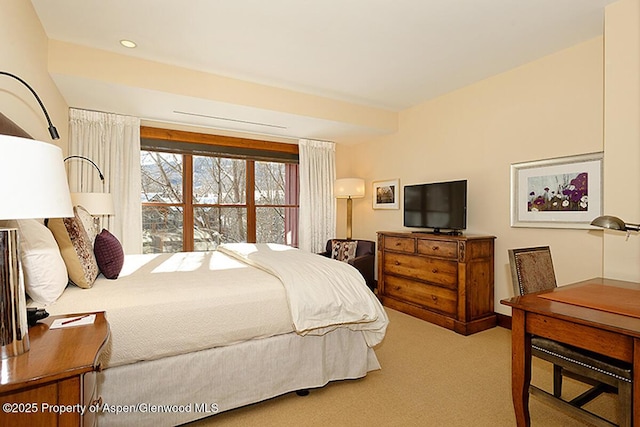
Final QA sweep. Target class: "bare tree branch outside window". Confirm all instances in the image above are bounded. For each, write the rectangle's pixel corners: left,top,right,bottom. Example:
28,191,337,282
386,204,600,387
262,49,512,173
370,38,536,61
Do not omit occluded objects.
141,150,298,253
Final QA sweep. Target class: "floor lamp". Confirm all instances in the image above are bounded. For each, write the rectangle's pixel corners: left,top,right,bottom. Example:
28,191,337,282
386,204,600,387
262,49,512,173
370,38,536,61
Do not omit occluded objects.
334,178,365,240
0,135,73,358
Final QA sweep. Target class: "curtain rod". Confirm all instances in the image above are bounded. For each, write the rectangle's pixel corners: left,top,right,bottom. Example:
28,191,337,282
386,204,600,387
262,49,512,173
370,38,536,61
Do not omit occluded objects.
69,106,138,119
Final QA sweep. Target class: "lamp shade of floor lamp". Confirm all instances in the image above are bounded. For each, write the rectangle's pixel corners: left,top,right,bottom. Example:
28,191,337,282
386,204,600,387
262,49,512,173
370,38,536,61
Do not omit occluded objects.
334,178,365,240
0,135,73,358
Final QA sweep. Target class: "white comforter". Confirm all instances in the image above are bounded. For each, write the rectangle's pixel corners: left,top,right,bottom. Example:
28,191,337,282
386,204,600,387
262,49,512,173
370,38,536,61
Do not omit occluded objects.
218,243,388,347
39,251,294,368
38,244,388,368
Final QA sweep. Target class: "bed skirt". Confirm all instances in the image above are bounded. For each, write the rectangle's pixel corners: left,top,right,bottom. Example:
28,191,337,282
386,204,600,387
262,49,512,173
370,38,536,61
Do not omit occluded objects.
96,328,381,426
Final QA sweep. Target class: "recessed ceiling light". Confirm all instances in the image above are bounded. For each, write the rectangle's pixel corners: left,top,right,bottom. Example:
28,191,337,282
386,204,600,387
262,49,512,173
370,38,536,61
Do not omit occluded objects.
120,39,137,48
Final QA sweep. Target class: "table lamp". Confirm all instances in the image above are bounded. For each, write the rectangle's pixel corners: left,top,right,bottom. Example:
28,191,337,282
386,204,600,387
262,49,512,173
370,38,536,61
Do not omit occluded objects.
591,215,639,241
591,215,640,232
0,135,73,358
334,178,365,240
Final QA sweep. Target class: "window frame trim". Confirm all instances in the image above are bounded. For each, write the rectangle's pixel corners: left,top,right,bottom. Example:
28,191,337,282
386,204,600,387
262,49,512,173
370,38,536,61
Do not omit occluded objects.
140,127,299,252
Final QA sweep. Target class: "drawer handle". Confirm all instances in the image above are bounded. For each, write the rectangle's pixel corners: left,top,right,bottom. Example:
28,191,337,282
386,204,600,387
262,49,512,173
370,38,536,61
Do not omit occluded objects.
395,260,400,265
91,396,103,406
432,268,438,273
431,295,438,301
432,246,439,251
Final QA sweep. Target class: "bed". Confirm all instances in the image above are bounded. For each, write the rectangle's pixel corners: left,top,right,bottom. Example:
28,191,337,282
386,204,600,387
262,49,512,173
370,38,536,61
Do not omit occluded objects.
43,244,388,426
1,111,388,427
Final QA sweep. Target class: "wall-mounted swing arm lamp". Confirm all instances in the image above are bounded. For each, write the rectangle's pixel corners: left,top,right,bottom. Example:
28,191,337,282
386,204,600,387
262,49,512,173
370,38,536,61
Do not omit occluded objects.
64,156,113,231
0,73,68,359
0,71,59,140
64,155,105,182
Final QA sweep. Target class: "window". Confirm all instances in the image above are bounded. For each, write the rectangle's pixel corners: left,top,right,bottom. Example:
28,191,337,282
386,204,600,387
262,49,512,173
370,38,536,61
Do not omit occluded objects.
140,127,299,253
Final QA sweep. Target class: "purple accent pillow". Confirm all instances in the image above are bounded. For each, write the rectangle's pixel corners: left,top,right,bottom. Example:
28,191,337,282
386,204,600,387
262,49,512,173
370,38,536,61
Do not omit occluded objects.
94,229,124,279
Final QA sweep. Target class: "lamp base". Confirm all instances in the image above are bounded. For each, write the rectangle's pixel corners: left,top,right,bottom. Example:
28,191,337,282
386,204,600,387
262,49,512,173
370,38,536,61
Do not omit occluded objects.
0,228,30,359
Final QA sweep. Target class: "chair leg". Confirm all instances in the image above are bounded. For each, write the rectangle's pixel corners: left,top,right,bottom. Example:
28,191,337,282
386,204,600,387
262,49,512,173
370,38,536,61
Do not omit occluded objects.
617,380,632,427
553,364,563,397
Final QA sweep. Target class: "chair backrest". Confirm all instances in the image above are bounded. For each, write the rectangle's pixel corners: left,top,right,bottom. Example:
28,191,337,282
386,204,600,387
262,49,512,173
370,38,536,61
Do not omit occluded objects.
508,246,557,296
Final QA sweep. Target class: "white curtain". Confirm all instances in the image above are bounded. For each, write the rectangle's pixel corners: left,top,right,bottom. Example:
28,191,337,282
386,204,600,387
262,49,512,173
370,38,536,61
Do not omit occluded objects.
298,139,336,253
68,108,142,254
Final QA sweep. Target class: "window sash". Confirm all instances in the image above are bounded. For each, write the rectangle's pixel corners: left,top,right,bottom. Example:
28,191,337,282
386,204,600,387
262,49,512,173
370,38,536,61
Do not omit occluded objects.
141,128,299,252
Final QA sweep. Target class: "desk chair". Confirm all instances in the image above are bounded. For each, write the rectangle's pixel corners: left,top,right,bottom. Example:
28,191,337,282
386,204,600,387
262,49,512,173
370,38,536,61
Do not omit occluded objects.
508,246,632,427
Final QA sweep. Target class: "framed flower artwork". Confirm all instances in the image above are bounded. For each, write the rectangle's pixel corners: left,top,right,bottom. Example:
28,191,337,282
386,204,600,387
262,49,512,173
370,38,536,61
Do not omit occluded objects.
510,152,603,229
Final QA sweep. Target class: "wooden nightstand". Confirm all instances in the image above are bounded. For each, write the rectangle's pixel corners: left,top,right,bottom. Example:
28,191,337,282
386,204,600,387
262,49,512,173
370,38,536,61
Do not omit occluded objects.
0,312,110,427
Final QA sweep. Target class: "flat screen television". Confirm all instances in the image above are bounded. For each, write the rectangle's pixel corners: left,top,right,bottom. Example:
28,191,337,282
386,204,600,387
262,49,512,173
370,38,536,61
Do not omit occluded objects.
403,180,467,234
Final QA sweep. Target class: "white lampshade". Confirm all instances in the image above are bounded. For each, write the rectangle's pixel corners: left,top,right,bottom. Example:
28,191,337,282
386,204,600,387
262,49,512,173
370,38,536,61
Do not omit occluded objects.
70,192,114,216
0,134,73,359
0,134,73,220
334,178,365,199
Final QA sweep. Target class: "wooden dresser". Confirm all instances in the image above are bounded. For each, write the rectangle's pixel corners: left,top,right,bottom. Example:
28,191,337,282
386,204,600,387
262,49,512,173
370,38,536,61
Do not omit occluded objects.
377,231,496,335
0,312,110,427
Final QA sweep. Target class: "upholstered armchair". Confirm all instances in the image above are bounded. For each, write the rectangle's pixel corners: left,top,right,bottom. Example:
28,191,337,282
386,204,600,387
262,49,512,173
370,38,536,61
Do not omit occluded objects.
319,239,376,291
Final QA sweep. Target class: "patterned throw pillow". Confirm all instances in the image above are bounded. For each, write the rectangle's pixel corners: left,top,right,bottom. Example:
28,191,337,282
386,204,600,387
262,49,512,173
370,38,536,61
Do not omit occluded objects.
94,229,125,279
47,208,99,289
74,205,97,243
331,240,358,262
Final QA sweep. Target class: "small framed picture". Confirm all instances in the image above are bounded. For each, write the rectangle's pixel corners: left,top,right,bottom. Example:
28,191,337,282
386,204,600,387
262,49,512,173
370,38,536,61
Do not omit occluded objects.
510,152,603,229
373,179,399,210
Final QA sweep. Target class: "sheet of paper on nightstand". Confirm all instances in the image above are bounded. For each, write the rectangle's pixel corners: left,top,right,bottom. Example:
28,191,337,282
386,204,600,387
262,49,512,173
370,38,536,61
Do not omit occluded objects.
50,314,96,329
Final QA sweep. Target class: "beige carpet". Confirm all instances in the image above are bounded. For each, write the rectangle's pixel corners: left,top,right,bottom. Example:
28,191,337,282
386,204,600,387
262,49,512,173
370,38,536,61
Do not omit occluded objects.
185,308,617,426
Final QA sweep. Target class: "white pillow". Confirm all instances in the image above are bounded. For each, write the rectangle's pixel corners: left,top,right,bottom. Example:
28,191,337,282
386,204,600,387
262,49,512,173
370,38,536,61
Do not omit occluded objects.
10,219,68,305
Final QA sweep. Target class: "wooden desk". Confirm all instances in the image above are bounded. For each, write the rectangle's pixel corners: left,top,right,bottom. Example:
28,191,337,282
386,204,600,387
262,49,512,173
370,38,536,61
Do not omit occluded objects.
0,312,110,427
501,277,640,426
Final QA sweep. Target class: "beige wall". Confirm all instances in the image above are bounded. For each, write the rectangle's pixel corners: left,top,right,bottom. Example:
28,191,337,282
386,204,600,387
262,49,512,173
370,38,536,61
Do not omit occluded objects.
0,0,68,147
336,37,607,315
603,0,640,281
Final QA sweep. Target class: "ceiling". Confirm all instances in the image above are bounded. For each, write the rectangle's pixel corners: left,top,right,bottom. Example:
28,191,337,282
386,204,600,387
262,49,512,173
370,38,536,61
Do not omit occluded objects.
30,0,616,141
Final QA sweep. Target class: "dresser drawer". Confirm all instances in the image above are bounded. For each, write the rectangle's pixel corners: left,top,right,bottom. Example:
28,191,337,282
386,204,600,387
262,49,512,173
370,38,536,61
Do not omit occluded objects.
383,252,458,289
417,239,458,259
384,275,457,316
383,236,415,253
